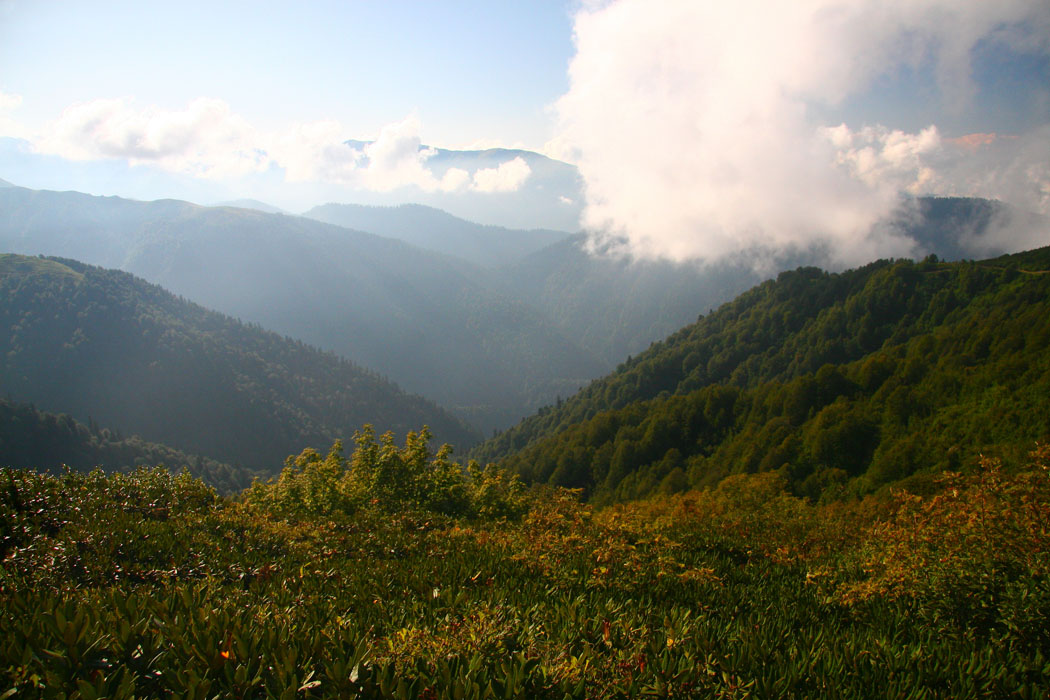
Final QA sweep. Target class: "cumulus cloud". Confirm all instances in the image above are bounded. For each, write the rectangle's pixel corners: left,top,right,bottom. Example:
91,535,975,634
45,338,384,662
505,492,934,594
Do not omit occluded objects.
272,119,361,183
22,99,532,194
359,116,471,193
822,125,941,194
471,156,531,192
35,97,268,178
556,0,1050,268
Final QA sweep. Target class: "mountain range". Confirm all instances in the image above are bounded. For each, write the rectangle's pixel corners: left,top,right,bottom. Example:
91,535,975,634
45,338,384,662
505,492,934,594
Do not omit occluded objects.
303,202,568,267
0,138,584,231
0,185,601,432
1,172,1046,438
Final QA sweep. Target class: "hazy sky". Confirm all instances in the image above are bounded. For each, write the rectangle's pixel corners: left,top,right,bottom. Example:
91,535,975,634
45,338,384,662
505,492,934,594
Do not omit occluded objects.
2,0,1048,263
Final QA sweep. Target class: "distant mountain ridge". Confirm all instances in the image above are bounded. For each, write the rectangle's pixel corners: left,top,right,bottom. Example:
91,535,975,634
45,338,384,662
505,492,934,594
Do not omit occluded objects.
338,141,585,231
303,202,569,267
211,199,288,214
0,137,584,231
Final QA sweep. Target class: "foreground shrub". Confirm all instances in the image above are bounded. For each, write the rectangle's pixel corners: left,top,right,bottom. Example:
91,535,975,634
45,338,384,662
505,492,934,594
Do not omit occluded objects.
827,443,1050,648
244,425,529,520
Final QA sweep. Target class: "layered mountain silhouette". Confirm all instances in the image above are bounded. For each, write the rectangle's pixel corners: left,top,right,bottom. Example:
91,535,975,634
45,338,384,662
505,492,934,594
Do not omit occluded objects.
303,202,568,267
0,185,605,432
2,180,1042,435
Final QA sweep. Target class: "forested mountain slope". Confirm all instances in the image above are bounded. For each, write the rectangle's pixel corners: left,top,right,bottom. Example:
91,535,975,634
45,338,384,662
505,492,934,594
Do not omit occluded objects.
0,399,251,493
474,248,1050,502
0,185,601,432
0,254,478,472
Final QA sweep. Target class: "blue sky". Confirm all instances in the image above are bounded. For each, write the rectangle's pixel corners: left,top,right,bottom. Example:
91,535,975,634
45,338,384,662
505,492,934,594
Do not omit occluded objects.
1,0,1048,263
0,0,575,149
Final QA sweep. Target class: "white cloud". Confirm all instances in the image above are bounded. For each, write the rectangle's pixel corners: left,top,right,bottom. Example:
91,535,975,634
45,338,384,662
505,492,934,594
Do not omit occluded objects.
272,120,361,183
359,116,472,193
471,156,531,192
822,124,941,193
556,0,1050,268
19,98,533,195
35,97,268,178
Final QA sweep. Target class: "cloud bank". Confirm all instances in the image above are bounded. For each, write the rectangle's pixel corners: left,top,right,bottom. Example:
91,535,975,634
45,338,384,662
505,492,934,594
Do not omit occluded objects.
556,0,1050,268
3,96,530,195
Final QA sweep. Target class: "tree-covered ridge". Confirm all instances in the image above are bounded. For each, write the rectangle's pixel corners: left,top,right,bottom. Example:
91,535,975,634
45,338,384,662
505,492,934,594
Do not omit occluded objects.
0,399,251,494
0,255,479,473
473,248,1050,501
2,445,1048,697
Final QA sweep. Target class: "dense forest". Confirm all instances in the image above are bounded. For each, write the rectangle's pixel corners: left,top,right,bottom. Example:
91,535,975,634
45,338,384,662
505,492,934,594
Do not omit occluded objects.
473,248,1050,503
0,254,477,472
0,399,251,493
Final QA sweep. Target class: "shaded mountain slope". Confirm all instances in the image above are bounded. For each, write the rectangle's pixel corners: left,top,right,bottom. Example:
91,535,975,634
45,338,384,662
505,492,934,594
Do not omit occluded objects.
0,398,251,493
497,196,1049,369
0,254,479,472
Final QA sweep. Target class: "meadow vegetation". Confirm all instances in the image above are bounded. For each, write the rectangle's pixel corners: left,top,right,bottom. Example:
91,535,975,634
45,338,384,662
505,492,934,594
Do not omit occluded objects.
3,434,1048,698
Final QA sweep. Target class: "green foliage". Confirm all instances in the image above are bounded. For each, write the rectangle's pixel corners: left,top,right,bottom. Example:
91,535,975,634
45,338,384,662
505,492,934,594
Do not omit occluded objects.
246,426,528,519
477,248,1050,503
3,446,1048,697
